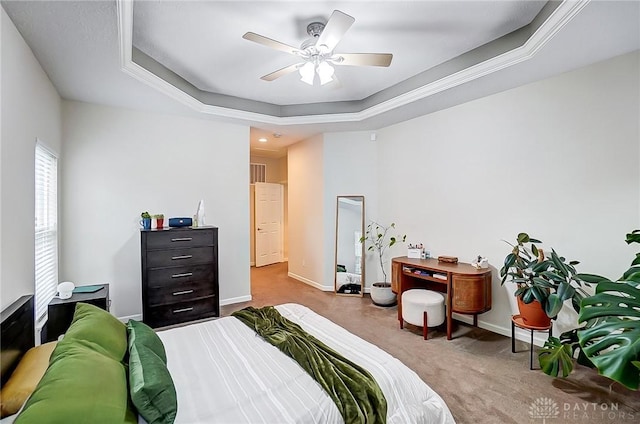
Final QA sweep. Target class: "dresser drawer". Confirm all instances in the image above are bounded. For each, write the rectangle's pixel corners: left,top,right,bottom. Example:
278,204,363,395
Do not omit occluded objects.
146,297,218,328
147,264,213,286
145,229,214,250
146,279,215,307
146,246,214,269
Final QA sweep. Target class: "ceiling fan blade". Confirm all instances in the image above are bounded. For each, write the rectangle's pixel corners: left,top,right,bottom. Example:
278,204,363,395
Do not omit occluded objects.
333,53,393,67
315,10,355,52
261,63,303,81
243,32,302,55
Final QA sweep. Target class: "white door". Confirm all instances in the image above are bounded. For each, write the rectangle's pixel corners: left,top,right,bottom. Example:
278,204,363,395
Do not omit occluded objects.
254,182,283,267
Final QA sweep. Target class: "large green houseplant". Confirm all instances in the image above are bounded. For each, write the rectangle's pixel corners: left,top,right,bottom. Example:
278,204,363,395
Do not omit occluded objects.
539,230,640,390
360,221,406,306
500,233,590,326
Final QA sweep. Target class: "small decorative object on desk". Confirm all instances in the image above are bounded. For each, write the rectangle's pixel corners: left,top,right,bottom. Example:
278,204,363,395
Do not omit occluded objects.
57,281,75,299
472,255,489,269
153,214,164,229
407,243,423,259
140,211,151,230
169,217,192,227
195,199,206,227
437,255,458,264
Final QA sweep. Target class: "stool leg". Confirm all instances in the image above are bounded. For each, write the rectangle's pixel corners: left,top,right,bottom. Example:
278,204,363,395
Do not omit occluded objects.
530,329,534,370
400,319,404,330
511,320,515,353
423,311,428,340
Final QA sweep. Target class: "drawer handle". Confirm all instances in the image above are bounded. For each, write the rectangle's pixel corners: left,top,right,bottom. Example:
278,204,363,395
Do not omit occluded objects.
171,237,193,242
172,290,194,296
173,307,193,314
171,255,193,260
171,272,193,278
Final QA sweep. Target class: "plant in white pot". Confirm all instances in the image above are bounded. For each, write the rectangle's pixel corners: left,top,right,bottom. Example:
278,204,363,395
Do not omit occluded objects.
360,221,406,306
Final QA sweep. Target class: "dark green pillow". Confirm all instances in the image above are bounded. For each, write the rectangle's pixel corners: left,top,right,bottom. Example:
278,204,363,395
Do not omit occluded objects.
15,343,137,424
127,319,167,364
58,302,127,362
129,342,177,424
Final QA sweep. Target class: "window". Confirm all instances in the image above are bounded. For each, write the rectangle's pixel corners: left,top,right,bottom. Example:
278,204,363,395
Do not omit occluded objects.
250,163,266,184
35,141,58,321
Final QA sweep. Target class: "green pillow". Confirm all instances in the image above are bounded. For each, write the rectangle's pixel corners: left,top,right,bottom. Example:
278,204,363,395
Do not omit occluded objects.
15,343,137,424
129,342,177,424
59,303,127,362
127,319,167,364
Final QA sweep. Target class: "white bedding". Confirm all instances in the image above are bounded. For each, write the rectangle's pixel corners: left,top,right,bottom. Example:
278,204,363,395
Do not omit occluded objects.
156,303,455,424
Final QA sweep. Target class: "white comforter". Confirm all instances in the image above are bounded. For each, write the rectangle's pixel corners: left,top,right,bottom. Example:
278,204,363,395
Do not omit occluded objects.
156,303,455,424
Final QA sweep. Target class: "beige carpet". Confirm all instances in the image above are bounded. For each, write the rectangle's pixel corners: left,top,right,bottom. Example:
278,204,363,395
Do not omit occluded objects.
221,262,639,424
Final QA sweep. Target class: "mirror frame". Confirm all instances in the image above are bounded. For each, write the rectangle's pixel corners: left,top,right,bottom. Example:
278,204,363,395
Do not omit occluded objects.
334,195,365,297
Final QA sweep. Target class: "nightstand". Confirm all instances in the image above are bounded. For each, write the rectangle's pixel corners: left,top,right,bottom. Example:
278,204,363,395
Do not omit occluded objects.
44,284,110,343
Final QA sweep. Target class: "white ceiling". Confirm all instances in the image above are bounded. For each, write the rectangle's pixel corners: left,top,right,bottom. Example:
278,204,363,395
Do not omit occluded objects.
132,1,545,105
2,1,639,158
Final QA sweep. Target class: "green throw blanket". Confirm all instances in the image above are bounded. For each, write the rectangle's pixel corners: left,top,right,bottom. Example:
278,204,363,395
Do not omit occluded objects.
232,306,387,424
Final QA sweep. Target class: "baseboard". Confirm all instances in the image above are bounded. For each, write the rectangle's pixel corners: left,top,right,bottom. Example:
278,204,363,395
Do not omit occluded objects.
453,313,549,347
288,272,333,291
118,313,142,323
220,295,252,306
250,261,255,266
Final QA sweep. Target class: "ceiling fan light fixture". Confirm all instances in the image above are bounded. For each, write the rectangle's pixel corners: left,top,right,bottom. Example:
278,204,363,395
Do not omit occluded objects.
299,62,315,85
317,61,334,85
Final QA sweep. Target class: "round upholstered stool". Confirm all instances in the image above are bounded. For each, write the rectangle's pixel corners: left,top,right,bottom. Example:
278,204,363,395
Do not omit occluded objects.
401,289,445,340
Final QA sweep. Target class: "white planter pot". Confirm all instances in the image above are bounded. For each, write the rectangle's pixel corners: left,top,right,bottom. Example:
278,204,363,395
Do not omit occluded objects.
370,283,397,306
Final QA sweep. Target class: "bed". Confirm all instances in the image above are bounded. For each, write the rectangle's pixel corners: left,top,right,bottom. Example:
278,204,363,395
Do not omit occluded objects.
0,295,455,423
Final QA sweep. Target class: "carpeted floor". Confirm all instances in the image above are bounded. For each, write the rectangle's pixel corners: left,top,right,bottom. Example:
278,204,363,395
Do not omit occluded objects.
221,262,640,424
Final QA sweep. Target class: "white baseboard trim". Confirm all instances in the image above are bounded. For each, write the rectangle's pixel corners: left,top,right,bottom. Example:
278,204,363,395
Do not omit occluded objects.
453,313,549,347
288,272,333,291
220,295,252,306
118,314,142,323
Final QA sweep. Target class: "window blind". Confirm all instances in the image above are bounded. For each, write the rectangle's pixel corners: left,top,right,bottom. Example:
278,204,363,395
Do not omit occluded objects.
35,142,58,322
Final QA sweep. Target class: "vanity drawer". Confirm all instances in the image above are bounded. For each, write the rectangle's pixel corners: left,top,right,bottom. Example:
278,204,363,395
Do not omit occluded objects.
145,229,214,250
146,246,214,269
147,264,214,286
146,297,218,328
146,279,215,307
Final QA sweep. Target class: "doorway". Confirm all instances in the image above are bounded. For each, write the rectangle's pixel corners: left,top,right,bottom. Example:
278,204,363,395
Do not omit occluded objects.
249,155,288,268
254,182,283,267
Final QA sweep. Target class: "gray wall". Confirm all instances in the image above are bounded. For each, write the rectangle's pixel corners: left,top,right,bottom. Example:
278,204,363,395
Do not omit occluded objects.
1,8,61,310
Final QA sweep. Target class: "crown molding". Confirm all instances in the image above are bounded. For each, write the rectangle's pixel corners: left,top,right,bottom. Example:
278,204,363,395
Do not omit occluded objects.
117,0,589,126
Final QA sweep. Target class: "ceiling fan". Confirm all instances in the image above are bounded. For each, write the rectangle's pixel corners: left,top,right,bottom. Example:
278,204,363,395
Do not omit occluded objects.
242,10,392,86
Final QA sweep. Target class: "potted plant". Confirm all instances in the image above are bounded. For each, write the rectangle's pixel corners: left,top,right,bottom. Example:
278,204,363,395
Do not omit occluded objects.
153,214,165,229
140,211,151,230
539,229,640,390
360,221,406,306
500,233,590,327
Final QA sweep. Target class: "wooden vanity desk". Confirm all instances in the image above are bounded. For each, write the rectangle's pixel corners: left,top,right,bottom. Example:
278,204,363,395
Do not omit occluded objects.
392,257,492,340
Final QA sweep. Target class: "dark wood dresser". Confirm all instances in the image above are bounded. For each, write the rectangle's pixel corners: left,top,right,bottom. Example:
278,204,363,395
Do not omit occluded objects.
141,227,219,328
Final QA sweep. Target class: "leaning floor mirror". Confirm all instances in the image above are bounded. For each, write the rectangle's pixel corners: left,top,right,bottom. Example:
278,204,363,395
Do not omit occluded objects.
334,196,365,297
